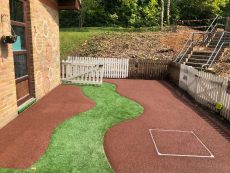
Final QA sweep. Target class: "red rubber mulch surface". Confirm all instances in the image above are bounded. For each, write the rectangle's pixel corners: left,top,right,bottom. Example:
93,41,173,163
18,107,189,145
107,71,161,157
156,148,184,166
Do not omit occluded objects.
104,79,230,173
0,85,95,169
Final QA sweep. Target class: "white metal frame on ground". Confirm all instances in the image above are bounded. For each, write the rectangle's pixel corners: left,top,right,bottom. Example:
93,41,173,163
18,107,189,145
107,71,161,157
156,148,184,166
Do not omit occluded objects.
149,129,214,158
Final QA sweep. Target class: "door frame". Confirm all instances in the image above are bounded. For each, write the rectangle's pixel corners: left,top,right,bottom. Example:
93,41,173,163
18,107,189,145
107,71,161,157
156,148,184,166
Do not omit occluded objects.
10,0,33,106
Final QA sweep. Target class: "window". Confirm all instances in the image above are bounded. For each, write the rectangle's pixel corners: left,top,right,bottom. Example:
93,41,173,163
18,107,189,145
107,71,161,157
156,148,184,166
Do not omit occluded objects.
12,26,26,51
10,0,28,79
10,0,24,22
14,54,28,78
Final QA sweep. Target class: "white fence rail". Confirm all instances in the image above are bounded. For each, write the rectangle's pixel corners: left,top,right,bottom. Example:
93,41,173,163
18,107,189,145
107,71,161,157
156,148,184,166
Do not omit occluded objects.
62,61,104,85
67,56,129,78
179,64,230,120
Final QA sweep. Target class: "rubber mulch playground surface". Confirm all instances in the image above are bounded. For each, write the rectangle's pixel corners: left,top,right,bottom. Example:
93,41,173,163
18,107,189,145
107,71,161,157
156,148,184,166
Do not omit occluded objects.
0,85,95,169
104,79,230,173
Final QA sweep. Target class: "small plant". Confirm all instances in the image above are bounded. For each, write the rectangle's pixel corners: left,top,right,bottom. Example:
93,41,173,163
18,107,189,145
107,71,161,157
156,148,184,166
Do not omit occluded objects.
110,13,118,26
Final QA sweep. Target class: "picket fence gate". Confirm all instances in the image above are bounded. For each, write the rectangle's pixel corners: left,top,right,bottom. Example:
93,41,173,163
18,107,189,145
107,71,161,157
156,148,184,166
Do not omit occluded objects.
179,64,230,120
67,56,129,78
62,60,104,85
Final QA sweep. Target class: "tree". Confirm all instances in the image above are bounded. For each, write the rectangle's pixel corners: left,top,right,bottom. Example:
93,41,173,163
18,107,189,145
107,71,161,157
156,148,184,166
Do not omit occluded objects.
175,0,230,20
59,0,230,28
167,0,171,25
142,0,160,26
222,0,230,16
119,0,160,27
79,0,101,27
160,0,164,29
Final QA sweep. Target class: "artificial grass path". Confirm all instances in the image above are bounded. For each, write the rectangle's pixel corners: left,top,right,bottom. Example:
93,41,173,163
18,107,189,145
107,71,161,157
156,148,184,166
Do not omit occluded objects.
0,83,143,173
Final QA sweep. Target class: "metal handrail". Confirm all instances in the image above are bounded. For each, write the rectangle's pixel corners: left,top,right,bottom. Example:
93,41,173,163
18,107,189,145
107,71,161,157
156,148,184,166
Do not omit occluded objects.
192,32,212,47
174,35,193,62
208,32,230,67
206,16,219,32
207,32,226,64
175,32,209,62
174,16,221,63
178,42,193,63
203,23,218,45
209,42,224,66
202,32,227,70
176,31,213,62
203,16,226,45
201,42,225,70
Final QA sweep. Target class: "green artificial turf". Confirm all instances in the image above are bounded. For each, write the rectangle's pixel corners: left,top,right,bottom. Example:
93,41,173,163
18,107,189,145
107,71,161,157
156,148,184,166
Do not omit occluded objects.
0,83,143,173
18,98,36,114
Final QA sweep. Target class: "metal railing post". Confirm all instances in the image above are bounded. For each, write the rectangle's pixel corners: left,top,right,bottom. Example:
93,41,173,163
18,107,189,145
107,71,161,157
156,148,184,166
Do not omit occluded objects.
192,33,194,47
174,16,223,64
205,31,226,68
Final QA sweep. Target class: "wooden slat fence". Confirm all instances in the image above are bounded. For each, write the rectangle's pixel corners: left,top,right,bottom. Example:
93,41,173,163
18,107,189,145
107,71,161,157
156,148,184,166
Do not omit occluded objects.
62,60,104,85
179,64,230,120
128,59,170,79
67,56,129,78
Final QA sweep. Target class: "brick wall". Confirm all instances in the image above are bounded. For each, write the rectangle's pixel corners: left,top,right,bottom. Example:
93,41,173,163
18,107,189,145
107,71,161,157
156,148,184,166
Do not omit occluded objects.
0,0,18,128
29,0,61,99
0,0,61,128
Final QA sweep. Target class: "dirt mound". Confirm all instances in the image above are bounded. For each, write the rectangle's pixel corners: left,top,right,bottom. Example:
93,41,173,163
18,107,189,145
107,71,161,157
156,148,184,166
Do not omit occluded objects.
70,27,229,77
212,48,230,77
73,27,196,61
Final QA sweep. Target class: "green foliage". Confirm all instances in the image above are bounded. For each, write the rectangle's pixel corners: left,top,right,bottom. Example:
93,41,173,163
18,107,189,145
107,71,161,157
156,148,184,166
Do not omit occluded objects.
59,0,230,27
117,0,160,27
0,83,143,173
221,0,230,16
60,10,80,28
109,13,119,26
175,0,230,20
142,0,160,26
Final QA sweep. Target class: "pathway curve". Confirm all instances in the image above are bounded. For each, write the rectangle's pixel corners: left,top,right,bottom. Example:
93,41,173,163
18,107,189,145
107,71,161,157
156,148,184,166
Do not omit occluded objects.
0,85,95,169
104,79,230,173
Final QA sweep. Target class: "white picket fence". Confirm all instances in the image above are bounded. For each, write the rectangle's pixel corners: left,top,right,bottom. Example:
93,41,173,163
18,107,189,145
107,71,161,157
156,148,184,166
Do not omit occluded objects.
179,64,230,120
67,56,129,78
62,60,104,85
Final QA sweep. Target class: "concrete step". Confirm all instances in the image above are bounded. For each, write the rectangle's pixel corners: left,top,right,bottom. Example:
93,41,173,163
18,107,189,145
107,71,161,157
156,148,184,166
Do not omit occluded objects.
213,36,222,39
181,53,211,60
215,32,225,36
195,67,204,70
187,58,211,63
212,39,230,42
185,62,205,67
209,43,221,46
190,54,211,59
211,37,230,41
192,51,213,56
208,45,218,48
208,44,229,48
213,34,230,38
213,35,230,40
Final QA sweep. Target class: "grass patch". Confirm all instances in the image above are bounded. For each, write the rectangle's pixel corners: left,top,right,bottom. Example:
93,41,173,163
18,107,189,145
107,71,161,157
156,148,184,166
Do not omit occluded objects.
60,27,105,59
0,83,143,173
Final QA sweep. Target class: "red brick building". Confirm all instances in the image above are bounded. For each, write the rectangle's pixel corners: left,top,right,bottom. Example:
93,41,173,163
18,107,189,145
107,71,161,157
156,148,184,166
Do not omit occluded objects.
0,0,80,128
